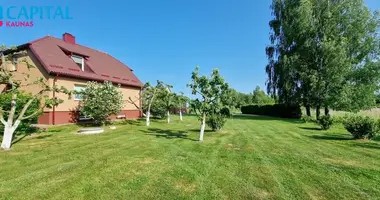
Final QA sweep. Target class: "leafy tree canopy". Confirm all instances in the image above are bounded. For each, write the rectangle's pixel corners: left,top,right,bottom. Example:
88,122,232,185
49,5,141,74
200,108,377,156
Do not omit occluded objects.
79,81,123,126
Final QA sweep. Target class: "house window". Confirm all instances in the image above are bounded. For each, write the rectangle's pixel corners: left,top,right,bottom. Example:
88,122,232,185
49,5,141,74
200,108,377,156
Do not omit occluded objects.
79,114,92,121
71,55,84,71
74,85,86,100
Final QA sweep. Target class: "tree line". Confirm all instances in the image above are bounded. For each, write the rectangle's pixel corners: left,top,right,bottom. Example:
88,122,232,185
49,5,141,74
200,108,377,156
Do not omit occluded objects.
228,86,275,110
266,0,380,119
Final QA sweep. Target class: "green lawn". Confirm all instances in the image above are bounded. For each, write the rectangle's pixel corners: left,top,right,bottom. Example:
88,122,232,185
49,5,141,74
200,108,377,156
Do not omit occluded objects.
1,115,380,200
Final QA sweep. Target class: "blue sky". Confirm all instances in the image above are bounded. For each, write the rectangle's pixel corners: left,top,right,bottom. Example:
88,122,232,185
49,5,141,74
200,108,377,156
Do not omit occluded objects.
1,0,379,96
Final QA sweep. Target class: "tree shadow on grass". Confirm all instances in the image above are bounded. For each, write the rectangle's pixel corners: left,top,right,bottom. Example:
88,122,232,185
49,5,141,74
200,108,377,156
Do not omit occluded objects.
308,134,353,141
34,134,54,139
40,129,63,133
187,129,214,134
11,134,54,145
11,134,29,145
299,127,322,131
232,114,303,124
372,136,380,142
143,128,198,141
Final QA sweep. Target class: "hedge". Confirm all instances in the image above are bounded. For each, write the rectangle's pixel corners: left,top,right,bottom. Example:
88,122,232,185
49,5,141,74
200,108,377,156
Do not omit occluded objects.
241,104,302,119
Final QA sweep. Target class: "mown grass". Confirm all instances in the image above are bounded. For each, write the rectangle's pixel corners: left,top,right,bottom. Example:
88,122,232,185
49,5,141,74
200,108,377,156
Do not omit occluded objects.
1,115,380,199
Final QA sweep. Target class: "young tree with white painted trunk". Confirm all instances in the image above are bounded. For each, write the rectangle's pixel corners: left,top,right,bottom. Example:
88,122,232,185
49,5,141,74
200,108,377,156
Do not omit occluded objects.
126,83,156,118
126,81,168,125
158,84,175,123
176,92,189,121
0,46,71,150
142,81,165,126
187,66,229,142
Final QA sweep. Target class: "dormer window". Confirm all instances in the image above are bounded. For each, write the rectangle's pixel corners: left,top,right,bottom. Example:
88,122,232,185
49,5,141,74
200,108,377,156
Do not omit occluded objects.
71,55,84,71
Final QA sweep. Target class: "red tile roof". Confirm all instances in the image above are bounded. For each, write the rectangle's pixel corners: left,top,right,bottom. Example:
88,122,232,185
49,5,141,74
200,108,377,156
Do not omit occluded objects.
27,36,143,88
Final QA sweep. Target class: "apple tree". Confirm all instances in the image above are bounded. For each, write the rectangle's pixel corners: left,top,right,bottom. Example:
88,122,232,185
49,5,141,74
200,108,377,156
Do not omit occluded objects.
187,66,230,142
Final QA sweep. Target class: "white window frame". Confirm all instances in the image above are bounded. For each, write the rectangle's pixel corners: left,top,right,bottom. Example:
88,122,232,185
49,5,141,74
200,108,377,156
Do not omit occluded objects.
73,85,86,100
71,55,84,71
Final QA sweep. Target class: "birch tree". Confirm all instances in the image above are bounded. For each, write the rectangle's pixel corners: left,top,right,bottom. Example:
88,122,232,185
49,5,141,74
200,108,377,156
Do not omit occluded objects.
0,46,71,150
187,66,229,142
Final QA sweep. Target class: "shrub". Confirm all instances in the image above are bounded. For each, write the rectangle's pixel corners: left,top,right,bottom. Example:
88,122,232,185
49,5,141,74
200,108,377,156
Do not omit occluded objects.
343,115,380,139
220,107,231,118
332,116,345,124
241,104,301,119
0,92,41,135
206,114,227,131
79,81,124,126
317,115,333,130
301,115,315,123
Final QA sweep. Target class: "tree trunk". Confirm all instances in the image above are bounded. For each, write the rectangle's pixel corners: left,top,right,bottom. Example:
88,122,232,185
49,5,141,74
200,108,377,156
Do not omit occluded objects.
179,110,183,121
146,111,150,126
1,120,20,150
145,87,157,127
324,106,329,116
167,111,170,123
1,93,18,150
1,125,14,150
316,105,321,120
199,112,206,142
306,105,311,117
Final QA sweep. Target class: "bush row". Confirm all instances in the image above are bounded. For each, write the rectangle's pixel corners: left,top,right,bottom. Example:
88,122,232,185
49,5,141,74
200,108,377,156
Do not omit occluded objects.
241,104,302,119
302,114,380,140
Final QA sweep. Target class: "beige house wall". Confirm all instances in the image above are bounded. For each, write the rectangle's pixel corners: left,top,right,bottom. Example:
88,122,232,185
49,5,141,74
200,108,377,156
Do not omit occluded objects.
1,50,54,112
0,84,5,92
53,76,141,112
2,50,51,94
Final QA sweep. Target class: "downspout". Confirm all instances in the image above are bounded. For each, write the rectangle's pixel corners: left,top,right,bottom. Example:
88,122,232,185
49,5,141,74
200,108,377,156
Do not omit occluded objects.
52,73,59,125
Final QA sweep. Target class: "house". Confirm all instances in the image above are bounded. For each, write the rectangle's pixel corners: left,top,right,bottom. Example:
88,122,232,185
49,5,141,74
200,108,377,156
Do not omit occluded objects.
0,33,143,125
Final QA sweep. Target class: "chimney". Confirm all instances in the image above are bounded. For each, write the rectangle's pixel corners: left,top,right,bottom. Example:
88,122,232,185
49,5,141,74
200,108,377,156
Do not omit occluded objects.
63,33,75,44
